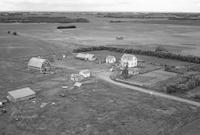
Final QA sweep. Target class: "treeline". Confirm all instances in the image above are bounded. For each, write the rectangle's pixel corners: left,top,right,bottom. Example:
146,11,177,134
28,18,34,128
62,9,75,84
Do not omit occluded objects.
0,16,89,23
73,46,200,64
166,73,200,94
57,25,76,29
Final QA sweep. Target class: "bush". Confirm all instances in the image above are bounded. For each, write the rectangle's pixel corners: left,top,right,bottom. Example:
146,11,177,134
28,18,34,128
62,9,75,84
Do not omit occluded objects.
13,32,17,36
57,25,76,29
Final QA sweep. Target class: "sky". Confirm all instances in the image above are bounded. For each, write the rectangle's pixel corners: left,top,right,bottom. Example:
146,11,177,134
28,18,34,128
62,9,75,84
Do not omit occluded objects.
0,0,200,12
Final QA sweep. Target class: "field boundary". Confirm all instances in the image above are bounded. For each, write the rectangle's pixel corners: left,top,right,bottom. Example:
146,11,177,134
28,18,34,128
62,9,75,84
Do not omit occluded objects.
73,46,200,64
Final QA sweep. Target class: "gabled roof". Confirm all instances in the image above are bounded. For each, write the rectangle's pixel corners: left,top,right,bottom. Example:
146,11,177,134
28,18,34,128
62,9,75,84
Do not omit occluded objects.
121,54,137,61
28,57,48,68
106,55,116,60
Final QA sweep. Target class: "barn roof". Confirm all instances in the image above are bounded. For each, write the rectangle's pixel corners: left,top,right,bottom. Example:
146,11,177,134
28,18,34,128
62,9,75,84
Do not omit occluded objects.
121,54,137,61
28,57,48,68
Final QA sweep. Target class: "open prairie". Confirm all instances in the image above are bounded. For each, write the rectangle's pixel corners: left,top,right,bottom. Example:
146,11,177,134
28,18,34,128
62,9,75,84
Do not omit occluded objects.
1,14,200,57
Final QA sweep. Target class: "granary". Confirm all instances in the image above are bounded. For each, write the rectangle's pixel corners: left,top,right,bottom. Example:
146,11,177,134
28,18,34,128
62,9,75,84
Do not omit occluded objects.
121,54,137,68
79,69,91,78
106,55,116,64
71,74,84,82
28,57,51,73
76,53,96,61
7,87,36,102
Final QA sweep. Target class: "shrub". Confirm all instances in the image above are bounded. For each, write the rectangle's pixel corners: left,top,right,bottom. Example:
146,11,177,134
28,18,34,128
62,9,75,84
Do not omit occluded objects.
13,32,17,36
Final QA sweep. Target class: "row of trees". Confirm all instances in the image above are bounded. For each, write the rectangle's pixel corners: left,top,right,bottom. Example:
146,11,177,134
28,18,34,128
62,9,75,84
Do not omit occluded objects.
73,46,200,64
165,74,200,94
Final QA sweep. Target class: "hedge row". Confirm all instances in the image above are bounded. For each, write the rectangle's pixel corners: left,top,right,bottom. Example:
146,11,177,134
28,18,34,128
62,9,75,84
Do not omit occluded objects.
166,74,200,94
73,46,200,64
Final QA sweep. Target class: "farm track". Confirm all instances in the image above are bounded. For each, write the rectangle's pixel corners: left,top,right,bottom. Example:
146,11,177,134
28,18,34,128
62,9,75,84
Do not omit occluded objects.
95,71,200,107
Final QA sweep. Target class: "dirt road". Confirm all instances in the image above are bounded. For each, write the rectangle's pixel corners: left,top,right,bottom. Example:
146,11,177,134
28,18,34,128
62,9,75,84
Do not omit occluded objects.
95,71,200,107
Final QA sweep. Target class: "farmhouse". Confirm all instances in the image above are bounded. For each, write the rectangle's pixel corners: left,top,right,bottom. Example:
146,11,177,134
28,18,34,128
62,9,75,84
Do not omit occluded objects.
76,53,96,61
28,57,51,73
106,55,116,64
79,69,91,78
7,87,36,102
121,54,137,68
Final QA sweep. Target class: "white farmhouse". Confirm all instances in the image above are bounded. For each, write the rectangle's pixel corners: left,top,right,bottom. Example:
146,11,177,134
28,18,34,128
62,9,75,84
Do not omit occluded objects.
121,54,137,68
106,55,116,64
28,57,51,73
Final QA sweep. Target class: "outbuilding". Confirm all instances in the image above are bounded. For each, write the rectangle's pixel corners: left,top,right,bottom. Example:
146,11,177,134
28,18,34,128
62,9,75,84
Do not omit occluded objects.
79,69,91,78
7,87,36,102
121,54,137,68
76,53,96,61
106,55,116,64
28,57,51,73
71,74,84,82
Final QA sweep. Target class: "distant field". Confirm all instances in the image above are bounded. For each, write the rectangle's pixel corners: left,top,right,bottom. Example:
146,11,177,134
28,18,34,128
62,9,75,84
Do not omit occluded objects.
1,15,199,56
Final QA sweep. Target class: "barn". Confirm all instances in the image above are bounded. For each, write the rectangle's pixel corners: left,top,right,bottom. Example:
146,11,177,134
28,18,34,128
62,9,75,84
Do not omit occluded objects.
28,57,51,73
106,55,116,64
121,54,137,68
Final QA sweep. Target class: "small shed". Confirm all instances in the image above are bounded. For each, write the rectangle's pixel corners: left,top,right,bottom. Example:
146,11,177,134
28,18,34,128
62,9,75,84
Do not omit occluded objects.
79,69,91,78
106,55,116,64
86,54,96,61
121,54,137,68
28,57,51,73
71,74,84,82
7,87,36,102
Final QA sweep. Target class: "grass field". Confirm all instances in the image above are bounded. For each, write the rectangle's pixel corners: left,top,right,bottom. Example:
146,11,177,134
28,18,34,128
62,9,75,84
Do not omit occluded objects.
129,69,177,87
1,13,200,135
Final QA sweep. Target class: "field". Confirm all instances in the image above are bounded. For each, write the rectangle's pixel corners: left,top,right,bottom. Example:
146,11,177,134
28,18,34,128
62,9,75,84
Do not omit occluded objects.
1,12,200,135
128,69,177,87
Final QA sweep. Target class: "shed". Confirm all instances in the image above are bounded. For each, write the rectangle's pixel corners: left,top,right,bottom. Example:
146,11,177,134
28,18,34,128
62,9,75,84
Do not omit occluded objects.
79,69,91,78
7,87,36,102
71,74,84,82
121,54,137,68
86,54,96,61
106,55,116,64
28,57,51,73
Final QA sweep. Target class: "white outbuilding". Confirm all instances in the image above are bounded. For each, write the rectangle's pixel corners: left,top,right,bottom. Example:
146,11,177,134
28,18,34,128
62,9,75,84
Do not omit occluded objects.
121,54,137,68
76,53,96,61
28,57,51,73
106,55,116,64
79,69,91,78
7,87,36,102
